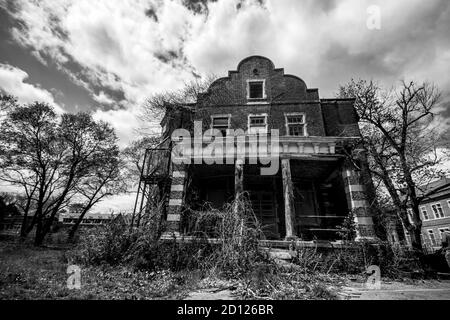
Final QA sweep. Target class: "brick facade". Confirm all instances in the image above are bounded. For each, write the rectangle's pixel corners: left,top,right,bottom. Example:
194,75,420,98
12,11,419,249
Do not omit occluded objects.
193,56,358,137
161,56,376,241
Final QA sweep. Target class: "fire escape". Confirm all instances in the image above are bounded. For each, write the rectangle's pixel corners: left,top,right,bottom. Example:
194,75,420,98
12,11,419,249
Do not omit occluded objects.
131,141,171,227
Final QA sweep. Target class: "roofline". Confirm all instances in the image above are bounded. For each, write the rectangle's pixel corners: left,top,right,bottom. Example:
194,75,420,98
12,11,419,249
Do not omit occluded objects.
320,98,356,102
236,55,275,70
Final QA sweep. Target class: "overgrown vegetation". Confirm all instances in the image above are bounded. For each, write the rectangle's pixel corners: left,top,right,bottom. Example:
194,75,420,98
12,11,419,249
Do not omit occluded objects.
71,198,269,277
62,197,437,300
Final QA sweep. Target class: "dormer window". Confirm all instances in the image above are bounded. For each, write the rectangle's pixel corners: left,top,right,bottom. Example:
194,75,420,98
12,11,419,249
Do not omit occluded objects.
247,80,266,99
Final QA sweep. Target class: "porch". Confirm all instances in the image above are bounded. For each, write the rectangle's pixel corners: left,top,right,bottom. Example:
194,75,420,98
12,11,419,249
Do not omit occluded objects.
180,158,351,241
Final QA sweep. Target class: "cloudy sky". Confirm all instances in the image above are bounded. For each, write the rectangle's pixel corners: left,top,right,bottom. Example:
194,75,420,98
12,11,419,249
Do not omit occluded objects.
1,0,449,212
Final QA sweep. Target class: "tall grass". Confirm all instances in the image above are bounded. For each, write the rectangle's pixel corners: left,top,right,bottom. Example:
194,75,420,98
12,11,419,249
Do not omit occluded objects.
70,197,270,278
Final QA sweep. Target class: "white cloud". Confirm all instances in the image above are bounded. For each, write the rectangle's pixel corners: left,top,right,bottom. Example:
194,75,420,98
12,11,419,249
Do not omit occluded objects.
92,91,115,105
0,63,64,113
5,0,450,145
91,192,136,214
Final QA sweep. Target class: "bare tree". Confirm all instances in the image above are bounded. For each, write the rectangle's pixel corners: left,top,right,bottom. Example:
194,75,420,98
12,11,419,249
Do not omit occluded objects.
67,154,125,240
121,136,161,183
0,99,121,245
338,79,448,251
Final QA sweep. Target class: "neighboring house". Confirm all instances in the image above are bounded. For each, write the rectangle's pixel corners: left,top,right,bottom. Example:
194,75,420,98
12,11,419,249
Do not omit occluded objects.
137,56,377,242
58,205,115,226
0,198,22,234
405,177,450,251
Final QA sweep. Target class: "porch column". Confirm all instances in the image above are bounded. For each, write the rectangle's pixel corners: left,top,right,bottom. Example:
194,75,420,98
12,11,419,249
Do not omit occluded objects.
234,159,244,199
342,162,376,240
165,163,187,237
281,158,296,239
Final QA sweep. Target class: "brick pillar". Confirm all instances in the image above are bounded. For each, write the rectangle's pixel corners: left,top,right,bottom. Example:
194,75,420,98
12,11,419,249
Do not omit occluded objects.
281,158,296,239
342,163,376,240
235,158,244,200
165,163,187,237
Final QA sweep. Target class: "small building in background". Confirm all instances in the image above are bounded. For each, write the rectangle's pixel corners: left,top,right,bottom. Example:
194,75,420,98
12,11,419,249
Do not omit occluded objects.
405,177,450,251
58,204,117,227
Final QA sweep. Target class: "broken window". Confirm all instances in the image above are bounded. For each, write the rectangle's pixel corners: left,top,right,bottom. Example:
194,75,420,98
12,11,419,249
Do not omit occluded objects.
211,115,230,137
431,203,444,218
247,80,265,99
285,113,306,136
248,114,267,134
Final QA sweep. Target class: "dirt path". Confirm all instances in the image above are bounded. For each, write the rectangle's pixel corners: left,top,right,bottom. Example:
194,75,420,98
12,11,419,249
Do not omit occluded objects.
338,279,450,300
184,288,236,300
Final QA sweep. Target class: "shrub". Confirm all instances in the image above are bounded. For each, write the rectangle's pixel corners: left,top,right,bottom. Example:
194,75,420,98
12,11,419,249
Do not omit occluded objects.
70,197,271,278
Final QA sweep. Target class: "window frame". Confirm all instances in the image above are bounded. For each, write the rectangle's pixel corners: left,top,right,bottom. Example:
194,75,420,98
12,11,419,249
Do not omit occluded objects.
247,113,268,134
210,114,231,137
427,229,437,246
284,112,308,137
246,79,266,100
438,227,450,240
421,206,431,221
406,208,414,224
430,202,445,219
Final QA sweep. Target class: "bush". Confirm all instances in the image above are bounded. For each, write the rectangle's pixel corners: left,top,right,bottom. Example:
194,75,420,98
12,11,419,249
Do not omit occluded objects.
290,239,424,278
70,198,272,278
70,215,134,265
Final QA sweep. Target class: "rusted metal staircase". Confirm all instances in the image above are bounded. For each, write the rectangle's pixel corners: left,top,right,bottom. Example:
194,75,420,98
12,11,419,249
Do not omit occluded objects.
131,142,171,227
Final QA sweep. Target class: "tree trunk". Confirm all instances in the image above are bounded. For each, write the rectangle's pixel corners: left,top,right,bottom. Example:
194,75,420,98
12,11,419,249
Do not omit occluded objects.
20,210,29,239
67,208,91,241
34,217,44,246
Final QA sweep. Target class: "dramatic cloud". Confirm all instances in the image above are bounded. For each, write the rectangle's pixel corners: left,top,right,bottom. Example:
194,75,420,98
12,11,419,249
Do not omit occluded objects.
1,0,449,212
2,0,450,145
0,63,63,112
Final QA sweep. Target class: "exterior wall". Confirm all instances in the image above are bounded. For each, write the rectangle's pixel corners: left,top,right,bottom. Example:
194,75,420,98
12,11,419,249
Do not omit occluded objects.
195,102,326,137
195,55,357,137
161,56,374,241
418,196,450,248
321,100,360,136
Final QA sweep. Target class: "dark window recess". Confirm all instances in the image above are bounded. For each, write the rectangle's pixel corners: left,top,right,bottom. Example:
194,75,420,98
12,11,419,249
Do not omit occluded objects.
212,117,229,136
287,115,304,124
288,124,305,136
250,116,265,126
286,115,305,136
249,81,264,99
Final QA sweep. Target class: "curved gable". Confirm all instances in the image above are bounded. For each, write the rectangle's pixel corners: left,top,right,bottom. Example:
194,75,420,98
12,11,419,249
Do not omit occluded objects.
202,56,312,105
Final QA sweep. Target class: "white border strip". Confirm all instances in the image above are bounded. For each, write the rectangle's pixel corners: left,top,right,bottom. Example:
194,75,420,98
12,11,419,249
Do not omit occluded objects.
167,214,181,222
172,171,185,178
169,199,182,206
170,184,184,191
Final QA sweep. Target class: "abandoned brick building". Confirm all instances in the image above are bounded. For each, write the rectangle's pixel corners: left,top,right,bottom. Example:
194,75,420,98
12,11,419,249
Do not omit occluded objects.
136,56,377,242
